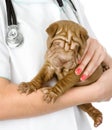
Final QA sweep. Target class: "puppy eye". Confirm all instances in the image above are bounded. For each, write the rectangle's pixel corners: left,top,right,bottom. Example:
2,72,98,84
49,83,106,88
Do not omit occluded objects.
53,40,64,48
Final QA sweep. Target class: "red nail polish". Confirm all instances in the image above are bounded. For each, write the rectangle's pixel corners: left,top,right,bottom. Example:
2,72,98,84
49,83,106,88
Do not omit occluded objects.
80,74,87,81
75,68,82,75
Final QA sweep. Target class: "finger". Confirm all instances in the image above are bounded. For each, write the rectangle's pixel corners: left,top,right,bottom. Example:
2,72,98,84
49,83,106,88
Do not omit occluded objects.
90,54,106,75
89,46,106,74
78,38,90,63
75,43,96,75
80,43,106,77
80,51,101,80
80,44,106,80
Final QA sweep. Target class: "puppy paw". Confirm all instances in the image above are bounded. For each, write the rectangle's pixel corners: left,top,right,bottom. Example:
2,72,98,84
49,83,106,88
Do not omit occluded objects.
18,82,37,95
94,112,103,127
89,108,103,127
41,87,58,104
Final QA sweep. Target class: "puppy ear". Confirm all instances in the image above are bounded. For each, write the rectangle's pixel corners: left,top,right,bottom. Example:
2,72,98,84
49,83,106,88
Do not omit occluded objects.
78,28,89,57
80,28,89,43
46,23,58,38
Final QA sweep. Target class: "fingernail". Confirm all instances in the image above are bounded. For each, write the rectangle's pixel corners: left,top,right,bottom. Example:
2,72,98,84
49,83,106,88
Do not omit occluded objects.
80,74,88,81
75,68,82,75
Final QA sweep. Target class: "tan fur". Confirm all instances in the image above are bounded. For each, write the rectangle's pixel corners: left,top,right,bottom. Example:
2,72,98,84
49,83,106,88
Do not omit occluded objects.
18,20,108,127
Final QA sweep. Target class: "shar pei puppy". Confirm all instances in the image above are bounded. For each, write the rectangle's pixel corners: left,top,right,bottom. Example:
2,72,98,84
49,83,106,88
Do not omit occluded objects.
18,20,109,127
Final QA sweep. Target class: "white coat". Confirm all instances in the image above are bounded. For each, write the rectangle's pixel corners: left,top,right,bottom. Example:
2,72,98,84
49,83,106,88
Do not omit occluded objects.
0,0,94,130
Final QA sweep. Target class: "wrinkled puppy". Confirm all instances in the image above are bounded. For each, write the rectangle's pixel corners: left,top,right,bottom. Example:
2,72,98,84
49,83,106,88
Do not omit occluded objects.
18,20,105,127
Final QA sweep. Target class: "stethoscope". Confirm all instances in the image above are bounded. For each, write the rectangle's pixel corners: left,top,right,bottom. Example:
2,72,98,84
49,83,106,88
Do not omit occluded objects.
5,0,80,48
5,0,24,48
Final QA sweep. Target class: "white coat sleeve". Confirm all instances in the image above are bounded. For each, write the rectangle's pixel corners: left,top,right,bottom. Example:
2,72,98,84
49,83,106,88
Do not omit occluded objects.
0,1,11,80
0,30,11,80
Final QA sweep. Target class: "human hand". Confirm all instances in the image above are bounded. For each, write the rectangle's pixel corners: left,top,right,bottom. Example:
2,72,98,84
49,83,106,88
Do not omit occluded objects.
75,37,107,81
94,68,112,101
64,68,112,104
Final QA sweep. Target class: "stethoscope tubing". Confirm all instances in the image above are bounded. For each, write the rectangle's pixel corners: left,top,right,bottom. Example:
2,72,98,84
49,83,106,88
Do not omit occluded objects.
5,0,24,48
5,0,80,48
56,0,80,23
57,0,77,11
69,0,77,11
5,0,17,25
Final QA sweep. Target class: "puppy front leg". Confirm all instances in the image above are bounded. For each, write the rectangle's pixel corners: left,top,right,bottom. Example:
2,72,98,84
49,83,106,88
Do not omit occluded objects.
18,61,55,94
41,70,80,103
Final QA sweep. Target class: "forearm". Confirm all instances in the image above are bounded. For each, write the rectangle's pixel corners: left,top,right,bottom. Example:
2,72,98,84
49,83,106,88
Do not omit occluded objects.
0,79,99,120
0,82,64,120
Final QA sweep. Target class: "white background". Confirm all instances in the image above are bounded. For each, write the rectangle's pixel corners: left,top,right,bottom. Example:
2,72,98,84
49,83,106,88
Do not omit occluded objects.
80,0,112,130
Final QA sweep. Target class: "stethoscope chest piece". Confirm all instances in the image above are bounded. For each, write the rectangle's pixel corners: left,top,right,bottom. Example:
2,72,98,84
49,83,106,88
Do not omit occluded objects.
5,0,79,48
5,0,24,48
6,25,23,48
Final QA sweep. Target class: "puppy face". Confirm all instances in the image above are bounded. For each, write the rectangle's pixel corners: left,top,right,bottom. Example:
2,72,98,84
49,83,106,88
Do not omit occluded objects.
46,20,88,49
45,20,89,69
